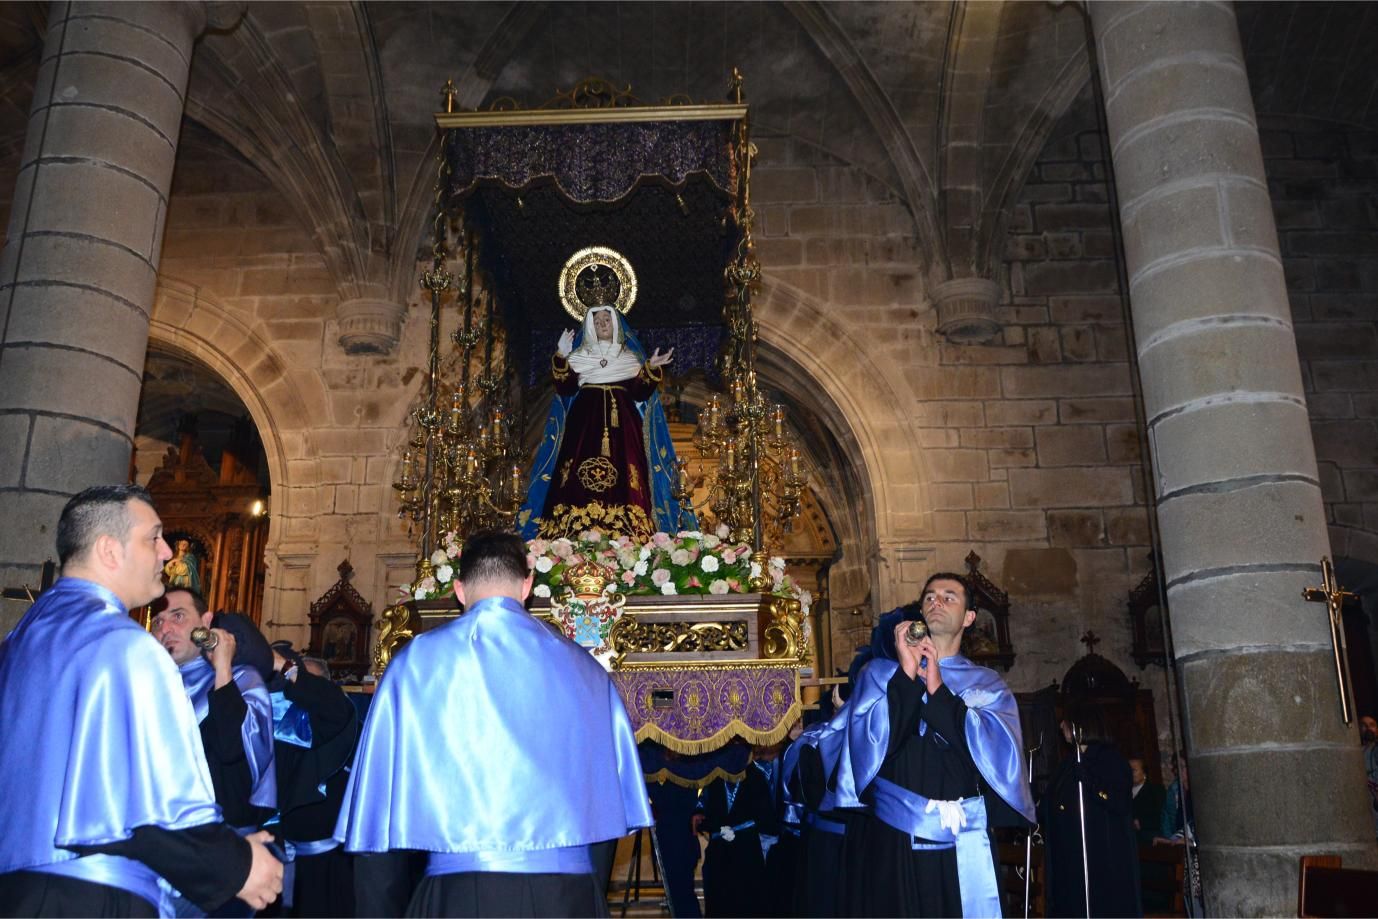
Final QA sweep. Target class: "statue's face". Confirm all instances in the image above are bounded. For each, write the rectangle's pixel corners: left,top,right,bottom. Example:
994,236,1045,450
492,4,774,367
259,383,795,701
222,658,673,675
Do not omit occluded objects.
593,310,614,342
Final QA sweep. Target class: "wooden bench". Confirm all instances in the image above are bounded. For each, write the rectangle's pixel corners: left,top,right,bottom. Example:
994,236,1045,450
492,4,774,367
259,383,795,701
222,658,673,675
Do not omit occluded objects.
1299,855,1378,918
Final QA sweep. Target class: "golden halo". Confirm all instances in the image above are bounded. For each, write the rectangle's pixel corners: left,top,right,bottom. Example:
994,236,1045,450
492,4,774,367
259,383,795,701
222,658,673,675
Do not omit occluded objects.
559,246,638,320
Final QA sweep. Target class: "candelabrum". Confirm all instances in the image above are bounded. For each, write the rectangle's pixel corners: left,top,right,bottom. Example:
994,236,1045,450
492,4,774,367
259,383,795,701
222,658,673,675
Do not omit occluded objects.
392,117,523,569
675,70,806,584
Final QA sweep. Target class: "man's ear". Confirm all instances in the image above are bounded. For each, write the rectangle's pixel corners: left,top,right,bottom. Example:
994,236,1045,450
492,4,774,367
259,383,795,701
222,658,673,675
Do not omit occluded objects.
962,608,977,630
200,610,215,629
92,533,122,572
519,572,534,603
454,579,466,608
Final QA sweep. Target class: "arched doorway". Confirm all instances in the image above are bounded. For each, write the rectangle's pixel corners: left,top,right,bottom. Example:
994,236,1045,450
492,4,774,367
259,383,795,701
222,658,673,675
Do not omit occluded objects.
134,345,272,623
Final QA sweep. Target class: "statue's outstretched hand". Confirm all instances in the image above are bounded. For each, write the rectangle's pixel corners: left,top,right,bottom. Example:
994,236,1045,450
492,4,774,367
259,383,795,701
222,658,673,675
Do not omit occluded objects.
648,347,674,368
557,329,575,357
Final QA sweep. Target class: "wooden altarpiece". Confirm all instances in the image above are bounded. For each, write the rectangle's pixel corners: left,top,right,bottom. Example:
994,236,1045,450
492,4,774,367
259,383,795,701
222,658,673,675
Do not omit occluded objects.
145,426,269,623
308,560,374,682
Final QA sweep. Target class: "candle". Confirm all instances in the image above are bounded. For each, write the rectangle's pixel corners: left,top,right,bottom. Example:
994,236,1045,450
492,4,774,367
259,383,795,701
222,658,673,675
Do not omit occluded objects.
509,463,523,502
771,404,786,438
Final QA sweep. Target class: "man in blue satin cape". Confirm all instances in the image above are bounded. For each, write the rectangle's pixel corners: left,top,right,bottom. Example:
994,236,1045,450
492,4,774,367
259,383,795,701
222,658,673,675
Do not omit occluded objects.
334,529,653,917
833,572,1034,917
0,484,283,917
152,589,277,833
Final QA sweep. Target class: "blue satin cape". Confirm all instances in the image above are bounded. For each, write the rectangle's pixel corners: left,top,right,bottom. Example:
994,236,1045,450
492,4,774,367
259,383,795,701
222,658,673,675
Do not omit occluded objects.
178,656,277,812
833,656,1035,823
0,578,222,885
518,310,693,537
334,595,653,853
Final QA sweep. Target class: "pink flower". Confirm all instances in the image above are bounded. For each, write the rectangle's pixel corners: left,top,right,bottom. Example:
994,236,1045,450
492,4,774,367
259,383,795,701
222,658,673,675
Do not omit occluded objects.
727,578,741,591
686,546,700,562
651,568,672,586
529,538,549,555
652,532,672,548
721,548,737,565
687,576,702,588
715,523,730,539
621,570,637,585
709,579,729,595
670,548,690,566
552,538,574,559
526,553,537,569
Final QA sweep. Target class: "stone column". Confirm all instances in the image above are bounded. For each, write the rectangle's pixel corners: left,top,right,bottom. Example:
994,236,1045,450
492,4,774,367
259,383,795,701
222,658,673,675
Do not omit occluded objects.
1089,1,1376,913
0,2,230,597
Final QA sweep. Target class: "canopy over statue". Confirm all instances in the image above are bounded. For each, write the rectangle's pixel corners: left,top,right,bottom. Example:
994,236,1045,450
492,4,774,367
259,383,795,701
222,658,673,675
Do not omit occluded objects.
518,246,692,540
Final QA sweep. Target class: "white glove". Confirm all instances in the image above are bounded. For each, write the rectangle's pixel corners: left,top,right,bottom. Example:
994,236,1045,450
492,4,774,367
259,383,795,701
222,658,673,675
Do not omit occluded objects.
720,826,736,842
557,329,575,357
924,798,968,835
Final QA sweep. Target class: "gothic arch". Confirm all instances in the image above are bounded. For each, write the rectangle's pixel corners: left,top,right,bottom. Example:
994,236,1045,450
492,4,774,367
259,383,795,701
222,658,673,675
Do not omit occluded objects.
147,277,327,551
755,276,931,547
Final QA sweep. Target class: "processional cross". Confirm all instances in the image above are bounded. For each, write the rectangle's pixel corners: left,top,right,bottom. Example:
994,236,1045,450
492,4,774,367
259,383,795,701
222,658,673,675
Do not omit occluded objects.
1302,556,1358,724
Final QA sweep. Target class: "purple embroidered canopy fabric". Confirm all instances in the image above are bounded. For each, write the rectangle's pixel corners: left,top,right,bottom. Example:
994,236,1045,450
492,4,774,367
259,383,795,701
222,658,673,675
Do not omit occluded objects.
612,664,801,755
448,121,734,203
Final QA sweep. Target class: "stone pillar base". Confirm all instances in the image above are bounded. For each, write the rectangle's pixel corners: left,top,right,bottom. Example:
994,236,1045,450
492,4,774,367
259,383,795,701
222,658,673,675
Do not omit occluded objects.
337,298,404,354
932,277,1002,344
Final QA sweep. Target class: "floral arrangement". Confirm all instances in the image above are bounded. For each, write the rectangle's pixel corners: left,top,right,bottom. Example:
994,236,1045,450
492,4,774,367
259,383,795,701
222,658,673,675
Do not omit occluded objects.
399,524,812,614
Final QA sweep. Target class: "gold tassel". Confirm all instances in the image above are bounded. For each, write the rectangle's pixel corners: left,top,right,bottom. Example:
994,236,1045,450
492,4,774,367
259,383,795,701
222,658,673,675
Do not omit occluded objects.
602,389,612,456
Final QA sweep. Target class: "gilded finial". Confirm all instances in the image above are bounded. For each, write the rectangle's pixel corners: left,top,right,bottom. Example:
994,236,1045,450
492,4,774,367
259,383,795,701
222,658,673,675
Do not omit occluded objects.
441,79,458,114
730,67,744,104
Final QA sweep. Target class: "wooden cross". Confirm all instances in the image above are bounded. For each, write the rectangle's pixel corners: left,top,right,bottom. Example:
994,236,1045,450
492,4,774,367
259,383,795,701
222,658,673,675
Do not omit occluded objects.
1079,630,1101,654
0,560,57,604
1303,556,1358,724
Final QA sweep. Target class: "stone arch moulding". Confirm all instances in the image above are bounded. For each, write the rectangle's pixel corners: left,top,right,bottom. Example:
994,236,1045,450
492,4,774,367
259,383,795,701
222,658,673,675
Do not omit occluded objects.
148,277,327,621
754,276,932,607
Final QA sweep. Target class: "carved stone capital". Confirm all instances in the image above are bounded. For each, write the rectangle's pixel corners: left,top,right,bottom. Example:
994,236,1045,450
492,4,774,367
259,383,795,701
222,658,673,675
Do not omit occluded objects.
931,277,1002,344
337,298,404,355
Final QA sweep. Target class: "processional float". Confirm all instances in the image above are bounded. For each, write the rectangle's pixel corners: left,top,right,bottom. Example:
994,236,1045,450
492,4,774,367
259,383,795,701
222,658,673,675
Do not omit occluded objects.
373,71,812,782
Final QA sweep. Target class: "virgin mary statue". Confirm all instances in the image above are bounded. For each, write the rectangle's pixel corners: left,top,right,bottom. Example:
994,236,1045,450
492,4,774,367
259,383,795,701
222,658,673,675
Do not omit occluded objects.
518,256,692,541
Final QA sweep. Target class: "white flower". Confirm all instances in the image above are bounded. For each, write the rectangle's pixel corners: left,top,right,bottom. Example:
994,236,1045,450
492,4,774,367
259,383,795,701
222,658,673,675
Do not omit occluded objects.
709,579,729,595
634,560,649,576
660,581,678,595
671,548,690,566
535,556,554,573
769,555,786,571
414,587,428,600
701,555,720,573
430,549,449,567
435,564,453,584
750,562,763,579
533,583,551,598
715,523,730,538
638,545,652,561
651,568,672,586
702,534,721,549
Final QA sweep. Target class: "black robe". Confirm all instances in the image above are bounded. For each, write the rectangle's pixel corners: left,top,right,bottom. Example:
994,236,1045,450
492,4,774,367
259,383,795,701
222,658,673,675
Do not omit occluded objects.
844,671,1027,917
794,744,848,918
271,670,358,918
1039,743,1142,918
0,824,251,918
697,767,779,918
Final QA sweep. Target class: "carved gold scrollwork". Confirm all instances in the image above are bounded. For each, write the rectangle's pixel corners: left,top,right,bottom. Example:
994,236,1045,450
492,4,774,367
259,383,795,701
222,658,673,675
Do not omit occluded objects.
762,596,808,664
373,602,416,675
609,616,749,667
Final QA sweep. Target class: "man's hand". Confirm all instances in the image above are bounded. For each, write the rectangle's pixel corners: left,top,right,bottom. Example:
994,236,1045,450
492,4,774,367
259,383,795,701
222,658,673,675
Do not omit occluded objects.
894,620,923,681
648,347,674,368
236,830,284,910
557,329,575,357
915,636,943,695
209,628,236,689
691,813,705,835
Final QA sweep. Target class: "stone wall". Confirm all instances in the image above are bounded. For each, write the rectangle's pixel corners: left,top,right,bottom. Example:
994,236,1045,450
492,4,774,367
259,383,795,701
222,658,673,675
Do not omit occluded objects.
746,96,1158,697
1263,117,1378,569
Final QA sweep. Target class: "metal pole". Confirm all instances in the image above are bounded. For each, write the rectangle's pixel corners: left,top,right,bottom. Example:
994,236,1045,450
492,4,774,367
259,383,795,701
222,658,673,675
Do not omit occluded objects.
1074,725,1090,919
1023,734,1041,919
